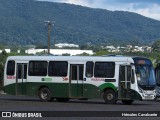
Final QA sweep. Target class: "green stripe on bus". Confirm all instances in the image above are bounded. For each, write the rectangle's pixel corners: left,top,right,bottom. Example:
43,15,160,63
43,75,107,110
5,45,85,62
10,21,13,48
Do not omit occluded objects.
41,78,52,82
98,83,117,92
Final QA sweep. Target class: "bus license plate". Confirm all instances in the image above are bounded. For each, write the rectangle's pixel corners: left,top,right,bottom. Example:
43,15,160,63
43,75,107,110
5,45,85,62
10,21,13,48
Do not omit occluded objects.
145,95,152,99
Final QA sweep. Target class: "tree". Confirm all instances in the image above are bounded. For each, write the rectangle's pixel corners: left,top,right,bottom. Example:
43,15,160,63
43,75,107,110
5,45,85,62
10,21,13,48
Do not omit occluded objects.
0,51,8,90
152,39,160,52
94,50,109,56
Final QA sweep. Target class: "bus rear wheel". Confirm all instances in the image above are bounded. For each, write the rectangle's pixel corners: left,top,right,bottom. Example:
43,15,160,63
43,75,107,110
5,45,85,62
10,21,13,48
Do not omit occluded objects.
122,100,134,105
38,87,52,102
103,89,117,104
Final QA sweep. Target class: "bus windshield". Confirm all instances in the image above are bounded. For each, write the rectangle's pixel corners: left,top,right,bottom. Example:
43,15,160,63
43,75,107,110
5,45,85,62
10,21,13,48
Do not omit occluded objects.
133,58,156,88
135,65,156,86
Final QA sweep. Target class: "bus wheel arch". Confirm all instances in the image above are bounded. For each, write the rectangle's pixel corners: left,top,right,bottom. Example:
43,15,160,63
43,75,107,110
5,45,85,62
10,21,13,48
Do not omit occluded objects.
103,88,117,104
38,86,52,102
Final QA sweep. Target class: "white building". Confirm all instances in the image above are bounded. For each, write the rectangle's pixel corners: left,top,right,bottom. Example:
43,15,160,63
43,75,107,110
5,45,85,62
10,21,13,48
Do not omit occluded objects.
25,48,47,54
105,46,115,50
0,49,11,53
126,45,132,49
55,43,79,48
25,48,94,56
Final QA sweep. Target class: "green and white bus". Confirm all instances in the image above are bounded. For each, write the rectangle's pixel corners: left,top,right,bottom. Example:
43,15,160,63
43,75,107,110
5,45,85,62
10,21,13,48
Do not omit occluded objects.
3,56,156,104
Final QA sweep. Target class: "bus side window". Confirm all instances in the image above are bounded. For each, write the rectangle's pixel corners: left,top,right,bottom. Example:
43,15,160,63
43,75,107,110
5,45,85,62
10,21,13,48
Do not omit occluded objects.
28,61,48,76
86,61,94,77
94,62,115,78
131,69,135,84
127,66,131,81
48,61,68,77
7,60,15,75
18,64,22,79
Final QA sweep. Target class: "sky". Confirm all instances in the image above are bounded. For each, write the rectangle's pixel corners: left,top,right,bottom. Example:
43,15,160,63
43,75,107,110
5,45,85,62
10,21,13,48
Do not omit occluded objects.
38,0,160,21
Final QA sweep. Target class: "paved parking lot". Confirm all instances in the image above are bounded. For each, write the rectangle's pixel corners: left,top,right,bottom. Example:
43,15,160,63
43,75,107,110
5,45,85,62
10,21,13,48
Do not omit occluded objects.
0,94,160,119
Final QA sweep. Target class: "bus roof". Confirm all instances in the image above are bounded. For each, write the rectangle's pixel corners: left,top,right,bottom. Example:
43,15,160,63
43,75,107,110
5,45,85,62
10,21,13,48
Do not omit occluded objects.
6,56,137,63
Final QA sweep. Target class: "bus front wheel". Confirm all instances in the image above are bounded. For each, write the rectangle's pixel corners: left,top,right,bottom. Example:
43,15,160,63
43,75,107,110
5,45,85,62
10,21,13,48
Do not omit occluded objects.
103,89,117,104
38,87,52,102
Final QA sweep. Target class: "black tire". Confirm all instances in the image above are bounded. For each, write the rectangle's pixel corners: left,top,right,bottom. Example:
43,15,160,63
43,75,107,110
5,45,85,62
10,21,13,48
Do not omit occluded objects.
38,87,52,102
122,100,134,105
103,89,117,104
56,98,70,102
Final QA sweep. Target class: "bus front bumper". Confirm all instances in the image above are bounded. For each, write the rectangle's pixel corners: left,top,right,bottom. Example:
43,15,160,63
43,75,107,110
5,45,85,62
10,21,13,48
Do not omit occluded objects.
140,90,156,100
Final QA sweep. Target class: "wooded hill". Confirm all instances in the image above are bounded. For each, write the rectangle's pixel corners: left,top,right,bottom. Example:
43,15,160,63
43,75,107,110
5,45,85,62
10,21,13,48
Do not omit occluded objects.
0,0,160,46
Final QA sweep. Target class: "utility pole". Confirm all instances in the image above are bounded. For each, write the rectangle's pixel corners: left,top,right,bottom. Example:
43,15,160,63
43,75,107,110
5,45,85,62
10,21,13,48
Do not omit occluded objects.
44,21,54,55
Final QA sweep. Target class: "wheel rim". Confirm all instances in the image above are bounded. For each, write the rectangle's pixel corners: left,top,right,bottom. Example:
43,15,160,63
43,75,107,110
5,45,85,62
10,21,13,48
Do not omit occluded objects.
41,91,48,99
107,93,114,101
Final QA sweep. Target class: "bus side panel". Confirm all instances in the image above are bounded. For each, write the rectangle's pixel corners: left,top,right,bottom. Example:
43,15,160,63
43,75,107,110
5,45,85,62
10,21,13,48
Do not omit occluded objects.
26,82,102,99
83,84,101,98
99,83,117,92
130,89,142,100
4,83,16,95
26,82,69,98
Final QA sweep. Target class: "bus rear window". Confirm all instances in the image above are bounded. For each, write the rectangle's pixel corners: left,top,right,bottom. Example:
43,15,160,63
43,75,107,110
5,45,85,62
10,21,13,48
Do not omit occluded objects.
6,60,15,75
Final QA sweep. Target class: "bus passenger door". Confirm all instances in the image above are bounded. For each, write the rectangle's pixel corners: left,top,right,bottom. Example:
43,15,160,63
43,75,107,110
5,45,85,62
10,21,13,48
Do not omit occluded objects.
119,65,132,99
16,63,27,95
70,64,84,98
155,64,160,97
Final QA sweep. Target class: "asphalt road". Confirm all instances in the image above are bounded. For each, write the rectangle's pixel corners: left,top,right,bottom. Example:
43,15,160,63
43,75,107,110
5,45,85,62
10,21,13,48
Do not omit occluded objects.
0,94,160,120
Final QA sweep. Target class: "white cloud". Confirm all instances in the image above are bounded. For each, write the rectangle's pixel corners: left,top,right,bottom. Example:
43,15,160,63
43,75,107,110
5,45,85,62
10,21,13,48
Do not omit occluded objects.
37,0,160,20
127,3,160,20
